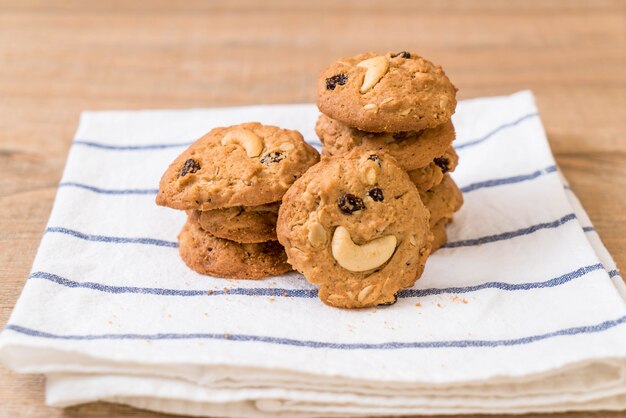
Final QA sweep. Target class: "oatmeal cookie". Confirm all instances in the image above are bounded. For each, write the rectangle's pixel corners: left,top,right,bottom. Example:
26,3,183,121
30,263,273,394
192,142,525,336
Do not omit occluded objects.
156,123,319,210
178,217,291,279
277,151,431,308
317,51,457,132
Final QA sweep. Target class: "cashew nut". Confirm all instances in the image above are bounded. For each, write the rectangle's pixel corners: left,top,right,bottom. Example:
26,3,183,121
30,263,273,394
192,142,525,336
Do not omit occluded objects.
356,56,389,93
221,129,264,157
331,226,397,272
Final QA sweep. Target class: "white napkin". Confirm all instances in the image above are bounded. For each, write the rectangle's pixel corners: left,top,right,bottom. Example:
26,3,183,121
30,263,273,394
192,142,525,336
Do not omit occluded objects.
1,91,625,417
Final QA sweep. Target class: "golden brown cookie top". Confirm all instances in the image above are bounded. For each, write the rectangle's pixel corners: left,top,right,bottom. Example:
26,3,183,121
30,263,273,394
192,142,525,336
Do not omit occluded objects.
156,123,320,211
317,51,457,132
316,113,455,171
277,150,431,309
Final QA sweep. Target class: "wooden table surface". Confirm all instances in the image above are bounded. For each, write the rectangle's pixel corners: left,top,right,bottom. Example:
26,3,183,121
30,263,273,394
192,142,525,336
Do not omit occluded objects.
1,1,624,417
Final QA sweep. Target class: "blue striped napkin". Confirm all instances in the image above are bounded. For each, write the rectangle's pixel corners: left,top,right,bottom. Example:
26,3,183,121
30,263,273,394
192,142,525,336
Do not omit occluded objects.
1,91,625,417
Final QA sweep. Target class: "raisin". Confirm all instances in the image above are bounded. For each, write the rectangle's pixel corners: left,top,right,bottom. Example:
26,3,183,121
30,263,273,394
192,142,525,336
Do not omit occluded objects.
178,158,200,177
338,193,365,214
325,74,348,90
433,157,450,173
367,187,384,202
260,151,285,165
367,154,382,166
392,51,411,59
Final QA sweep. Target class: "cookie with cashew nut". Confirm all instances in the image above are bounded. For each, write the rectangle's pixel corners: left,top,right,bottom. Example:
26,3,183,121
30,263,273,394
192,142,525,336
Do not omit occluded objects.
315,113,455,171
276,151,431,308
407,147,459,192
188,201,280,244
178,217,291,279
156,123,319,211
317,51,457,132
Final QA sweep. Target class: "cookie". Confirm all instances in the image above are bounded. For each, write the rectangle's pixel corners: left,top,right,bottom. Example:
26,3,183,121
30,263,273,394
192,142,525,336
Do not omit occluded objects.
156,123,320,211
420,174,464,228
407,147,459,192
317,51,457,132
189,201,280,244
178,217,291,279
277,151,431,309
316,113,455,171
431,218,450,252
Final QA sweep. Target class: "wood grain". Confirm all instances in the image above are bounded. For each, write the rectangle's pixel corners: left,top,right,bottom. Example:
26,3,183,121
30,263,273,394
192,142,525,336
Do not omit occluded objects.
0,0,624,416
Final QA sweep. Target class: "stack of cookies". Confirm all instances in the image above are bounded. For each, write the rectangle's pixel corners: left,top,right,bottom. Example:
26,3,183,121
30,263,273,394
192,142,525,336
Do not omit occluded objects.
156,123,319,279
315,51,463,250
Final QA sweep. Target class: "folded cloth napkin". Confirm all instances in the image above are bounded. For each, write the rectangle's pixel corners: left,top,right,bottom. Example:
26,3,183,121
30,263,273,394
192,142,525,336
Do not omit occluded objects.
1,91,625,417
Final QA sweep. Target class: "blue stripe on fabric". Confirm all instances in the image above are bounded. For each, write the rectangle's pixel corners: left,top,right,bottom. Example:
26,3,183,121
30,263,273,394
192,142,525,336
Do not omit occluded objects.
45,227,178,248
59,182,158,195
6,313,626,349
73,140,194,151
29,263,604,300
72,112,538,152
398,264,603,298
29,272,317,298
42,213,582,253
442,213,577,249
73,139,324,150
608,269,621,278
582,226,595,232
455,112,540,150
459,165,557,193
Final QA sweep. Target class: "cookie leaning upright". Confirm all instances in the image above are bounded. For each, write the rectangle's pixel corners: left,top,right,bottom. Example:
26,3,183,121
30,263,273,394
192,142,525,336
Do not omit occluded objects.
277,151,431,309
156,123,319,211
317,51,457,132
